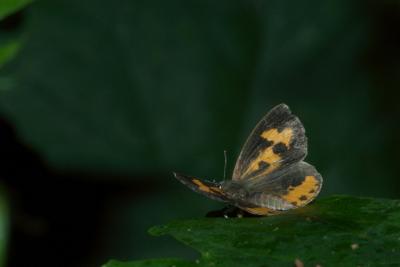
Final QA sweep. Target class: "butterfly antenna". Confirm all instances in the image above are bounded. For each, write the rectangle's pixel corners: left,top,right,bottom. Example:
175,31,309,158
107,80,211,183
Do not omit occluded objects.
223,150,227,181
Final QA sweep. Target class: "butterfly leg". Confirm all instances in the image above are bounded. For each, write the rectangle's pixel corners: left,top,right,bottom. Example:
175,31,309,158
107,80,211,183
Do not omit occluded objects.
206,205,260,218
206,205,238,218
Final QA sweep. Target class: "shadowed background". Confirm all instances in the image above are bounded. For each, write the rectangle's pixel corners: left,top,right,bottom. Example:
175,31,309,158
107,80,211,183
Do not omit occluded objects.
0,0,399,266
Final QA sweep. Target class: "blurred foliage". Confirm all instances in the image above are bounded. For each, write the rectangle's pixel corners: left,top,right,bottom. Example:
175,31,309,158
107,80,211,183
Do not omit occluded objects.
0,2,33,267
0,0,31,89
0,0,392,193
0,0,32,20
0,187,9,267
0,0,399,198
0,39,19,68
104,195,400,267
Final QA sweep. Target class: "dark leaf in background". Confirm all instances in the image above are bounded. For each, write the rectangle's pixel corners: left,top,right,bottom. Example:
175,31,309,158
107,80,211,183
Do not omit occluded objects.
0,0,260,178
0,0,399,197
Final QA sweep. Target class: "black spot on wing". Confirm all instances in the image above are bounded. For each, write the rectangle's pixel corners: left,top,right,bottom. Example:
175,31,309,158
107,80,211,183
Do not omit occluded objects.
299,195,308,201
249,160,271,178
280,173,306,188
259,139,274,151
272,142,288,154
238,138,273,172
258,160,270,170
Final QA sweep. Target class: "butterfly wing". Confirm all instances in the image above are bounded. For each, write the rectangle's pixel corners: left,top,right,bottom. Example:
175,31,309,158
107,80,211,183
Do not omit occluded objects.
232,104,307,181
173,172,229,202
241,161,323,215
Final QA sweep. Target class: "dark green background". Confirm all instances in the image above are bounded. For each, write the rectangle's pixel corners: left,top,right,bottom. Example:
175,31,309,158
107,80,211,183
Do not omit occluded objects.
0,0,399,266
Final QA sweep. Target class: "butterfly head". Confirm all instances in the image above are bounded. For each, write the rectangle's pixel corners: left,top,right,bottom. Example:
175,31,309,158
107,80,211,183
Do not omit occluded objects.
220,181,249,202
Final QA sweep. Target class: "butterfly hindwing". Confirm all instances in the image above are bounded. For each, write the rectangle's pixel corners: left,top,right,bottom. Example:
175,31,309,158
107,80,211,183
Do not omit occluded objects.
243,161,322,212
232,104,307,181
173,172,228,202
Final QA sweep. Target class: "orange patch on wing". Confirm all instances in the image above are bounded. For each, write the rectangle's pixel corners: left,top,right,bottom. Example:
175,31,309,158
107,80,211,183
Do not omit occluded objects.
210,186,223,193
282,175,320,206
261,128,293,146
242,128,293,178
242,207,273,215
241,206,282,216
192,179,222,194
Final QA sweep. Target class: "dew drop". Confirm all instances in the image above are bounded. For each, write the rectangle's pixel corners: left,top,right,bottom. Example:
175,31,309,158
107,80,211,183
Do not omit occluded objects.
351,243,359,250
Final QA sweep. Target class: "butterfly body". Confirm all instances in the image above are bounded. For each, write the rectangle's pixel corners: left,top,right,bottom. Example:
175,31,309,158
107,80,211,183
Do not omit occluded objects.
174,104,322,216
220,180,249,202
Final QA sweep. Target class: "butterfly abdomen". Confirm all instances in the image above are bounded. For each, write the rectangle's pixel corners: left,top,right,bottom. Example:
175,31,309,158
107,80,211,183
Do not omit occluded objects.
250,193,295,211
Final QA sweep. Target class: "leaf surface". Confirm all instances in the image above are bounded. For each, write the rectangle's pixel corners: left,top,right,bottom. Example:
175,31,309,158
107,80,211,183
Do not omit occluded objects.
104,195,400,267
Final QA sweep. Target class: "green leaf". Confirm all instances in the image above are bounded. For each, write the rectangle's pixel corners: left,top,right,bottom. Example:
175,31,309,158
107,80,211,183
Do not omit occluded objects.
0,39,20,68
104,259,197,267
0,0,33,20
103,195,400,267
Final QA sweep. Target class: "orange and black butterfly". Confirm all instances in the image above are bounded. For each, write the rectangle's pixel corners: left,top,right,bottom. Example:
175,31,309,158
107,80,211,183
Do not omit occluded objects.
173,104,323,216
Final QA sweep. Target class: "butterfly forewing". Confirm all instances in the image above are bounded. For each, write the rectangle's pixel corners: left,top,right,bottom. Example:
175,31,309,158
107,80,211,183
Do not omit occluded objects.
232,104,307,181
173,173,228,202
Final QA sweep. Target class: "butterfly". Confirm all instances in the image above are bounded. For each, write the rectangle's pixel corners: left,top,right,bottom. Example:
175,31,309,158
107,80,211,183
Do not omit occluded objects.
173,104,323,216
